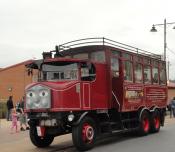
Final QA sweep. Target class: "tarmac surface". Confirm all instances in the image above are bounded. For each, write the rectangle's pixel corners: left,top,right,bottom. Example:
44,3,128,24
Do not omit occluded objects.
0,116,175,152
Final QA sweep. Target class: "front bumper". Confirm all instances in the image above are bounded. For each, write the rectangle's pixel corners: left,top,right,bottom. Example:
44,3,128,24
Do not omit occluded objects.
27,111,74,127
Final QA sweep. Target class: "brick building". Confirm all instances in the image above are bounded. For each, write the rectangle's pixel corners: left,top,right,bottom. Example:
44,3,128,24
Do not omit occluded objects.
0,60,38,104
167,82,175,103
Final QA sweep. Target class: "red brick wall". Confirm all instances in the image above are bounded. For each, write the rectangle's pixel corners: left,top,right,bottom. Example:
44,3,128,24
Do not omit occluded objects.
0,62,38,105
168,88,175,104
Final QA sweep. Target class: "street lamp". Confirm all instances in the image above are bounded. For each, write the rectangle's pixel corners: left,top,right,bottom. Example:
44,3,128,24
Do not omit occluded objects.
150,19,175,61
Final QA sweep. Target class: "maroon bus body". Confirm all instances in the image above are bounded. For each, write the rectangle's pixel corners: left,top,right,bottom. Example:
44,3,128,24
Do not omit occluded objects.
25,38,167,151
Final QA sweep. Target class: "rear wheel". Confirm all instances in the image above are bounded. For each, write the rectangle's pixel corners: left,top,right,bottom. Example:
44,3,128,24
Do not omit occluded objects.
29,126,54,148
72,116,97,151
150,110,160,133
138,110,150,136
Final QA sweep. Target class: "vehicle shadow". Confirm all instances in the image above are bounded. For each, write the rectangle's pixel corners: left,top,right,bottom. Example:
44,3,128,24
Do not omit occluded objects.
39,130,165,152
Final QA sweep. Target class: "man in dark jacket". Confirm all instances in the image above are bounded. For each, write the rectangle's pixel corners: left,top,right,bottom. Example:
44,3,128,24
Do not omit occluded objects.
6,96,14,121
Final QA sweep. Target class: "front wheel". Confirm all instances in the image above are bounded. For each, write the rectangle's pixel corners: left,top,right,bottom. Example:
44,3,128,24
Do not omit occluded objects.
29,126,54,148
72,116,97,151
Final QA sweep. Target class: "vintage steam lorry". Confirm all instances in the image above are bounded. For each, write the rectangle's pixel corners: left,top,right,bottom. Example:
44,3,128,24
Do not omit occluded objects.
25,38,167,151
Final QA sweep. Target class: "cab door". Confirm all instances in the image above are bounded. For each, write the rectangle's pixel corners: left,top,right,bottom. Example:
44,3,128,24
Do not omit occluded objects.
111,51,123,110
82,82,90,109
81,62,109,110
80,63,92,110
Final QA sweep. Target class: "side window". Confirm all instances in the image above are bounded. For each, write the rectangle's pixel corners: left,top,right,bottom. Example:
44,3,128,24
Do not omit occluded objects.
124,61,133,82
152,67,159,84
134,63,142,83
111,58,119,77
90,51,105,62
81,63,96,81
160,63,166,84
144,66,151,83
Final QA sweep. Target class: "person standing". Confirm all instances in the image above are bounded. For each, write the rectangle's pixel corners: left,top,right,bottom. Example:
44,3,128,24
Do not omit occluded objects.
6,96,14,121
171,97,175,118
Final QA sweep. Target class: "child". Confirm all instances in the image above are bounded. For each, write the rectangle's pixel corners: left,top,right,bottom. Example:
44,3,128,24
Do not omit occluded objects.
10,108,19,134
18,108,29,131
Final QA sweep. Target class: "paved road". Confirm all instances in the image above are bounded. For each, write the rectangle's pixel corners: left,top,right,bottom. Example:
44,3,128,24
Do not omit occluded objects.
0,117,175,152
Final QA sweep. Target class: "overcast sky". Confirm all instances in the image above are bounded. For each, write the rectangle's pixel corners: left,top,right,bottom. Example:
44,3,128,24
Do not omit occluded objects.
0,0,175,79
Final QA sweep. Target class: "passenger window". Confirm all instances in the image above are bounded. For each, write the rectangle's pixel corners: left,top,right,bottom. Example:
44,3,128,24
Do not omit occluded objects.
134,63,142,83
160,69,166,84
134,56,143,63
90,51,105,62
152,67,159,84
144,66,151,83
160,63,166,84
123,53,132,60
111,51,120,57
124,61,133,82
144,58,151,65
111,58,119,77
81,63,96,81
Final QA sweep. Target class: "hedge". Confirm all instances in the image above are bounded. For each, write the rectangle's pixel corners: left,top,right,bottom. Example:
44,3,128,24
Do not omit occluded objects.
0,102,7,119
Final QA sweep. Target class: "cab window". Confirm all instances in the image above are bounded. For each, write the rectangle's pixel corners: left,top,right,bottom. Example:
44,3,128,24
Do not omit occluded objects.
81,63,96,81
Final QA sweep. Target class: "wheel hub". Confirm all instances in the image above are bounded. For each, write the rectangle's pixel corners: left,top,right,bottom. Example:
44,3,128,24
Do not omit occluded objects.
143,118,149,132
154,117,160,129
82,123,94,143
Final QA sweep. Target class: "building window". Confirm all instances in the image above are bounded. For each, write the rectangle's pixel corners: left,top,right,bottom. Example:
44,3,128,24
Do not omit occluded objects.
144,66,151,83
134,63,143,83
111,58,119,77
124,61,133,82
90,51,106,62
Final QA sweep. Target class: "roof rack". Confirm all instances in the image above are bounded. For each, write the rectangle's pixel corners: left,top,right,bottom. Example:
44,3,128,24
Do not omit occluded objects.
57,37,162,60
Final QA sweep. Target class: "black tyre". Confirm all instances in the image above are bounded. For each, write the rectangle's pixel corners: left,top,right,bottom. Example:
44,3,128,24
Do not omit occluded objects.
72,116,97,151
29,126,54,148
138,110,150,136
150,110,160,133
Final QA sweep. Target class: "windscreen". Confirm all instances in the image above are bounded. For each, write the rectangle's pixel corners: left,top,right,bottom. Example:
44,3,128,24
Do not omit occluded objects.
41,62,79,81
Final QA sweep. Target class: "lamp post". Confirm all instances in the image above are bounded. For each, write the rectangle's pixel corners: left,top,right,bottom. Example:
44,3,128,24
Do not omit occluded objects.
150,19,175,61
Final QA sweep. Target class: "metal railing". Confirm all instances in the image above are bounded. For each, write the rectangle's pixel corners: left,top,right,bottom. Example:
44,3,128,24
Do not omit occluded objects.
57,37,162,60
